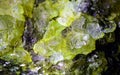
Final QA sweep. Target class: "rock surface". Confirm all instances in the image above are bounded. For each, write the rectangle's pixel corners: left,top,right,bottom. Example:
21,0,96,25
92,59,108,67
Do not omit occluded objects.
0,0,120,75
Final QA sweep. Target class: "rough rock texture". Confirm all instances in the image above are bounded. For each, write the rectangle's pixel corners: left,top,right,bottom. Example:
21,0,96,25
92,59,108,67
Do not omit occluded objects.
0,0,120,75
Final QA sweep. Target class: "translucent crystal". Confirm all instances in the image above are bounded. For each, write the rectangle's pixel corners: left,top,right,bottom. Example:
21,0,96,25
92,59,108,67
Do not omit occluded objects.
86,22,104,39
50,52,64,64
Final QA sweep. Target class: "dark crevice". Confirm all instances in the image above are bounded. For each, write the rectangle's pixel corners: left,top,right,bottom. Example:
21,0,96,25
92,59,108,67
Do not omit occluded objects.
34,0,45,7
23,18,37,51
96,25,120,75
22,17,44,64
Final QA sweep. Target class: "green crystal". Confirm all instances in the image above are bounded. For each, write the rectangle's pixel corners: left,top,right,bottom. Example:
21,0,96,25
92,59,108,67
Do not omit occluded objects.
33,0,96,64
0,0,35,64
